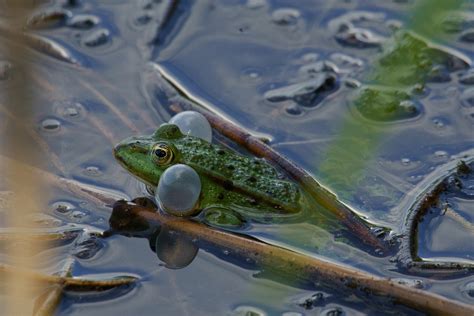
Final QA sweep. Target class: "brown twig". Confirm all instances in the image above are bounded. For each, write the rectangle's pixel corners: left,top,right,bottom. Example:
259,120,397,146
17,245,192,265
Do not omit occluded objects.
110,201,474,316
33,257,74,316
399,159,474,271
0,263,138,290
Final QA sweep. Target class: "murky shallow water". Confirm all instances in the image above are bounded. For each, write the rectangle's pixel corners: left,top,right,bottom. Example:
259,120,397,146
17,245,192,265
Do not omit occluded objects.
0,0,473,315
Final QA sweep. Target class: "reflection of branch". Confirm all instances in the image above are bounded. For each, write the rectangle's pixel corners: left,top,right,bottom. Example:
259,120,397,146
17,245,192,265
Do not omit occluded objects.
78,79,140,133
111,201,474,316
1,154,127,208
0,104,67,175
166,101,387,251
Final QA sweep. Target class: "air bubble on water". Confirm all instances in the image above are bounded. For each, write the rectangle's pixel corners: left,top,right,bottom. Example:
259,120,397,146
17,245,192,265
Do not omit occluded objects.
246,0,267,9
401,158,411,165
264,74,336,107
330,53,363,68
222,249,230,255
248,72,259,79
51,201,75,214
393,278,424,289
83,165,102,177
241,68,261,81
322,307,344,316
409,175,423,183
232,306,267,316
285,103,303,116
461,281,474,298
271,8,301,26
399,100,418,114
328,11,387,48
343,78,361,89
386,19,403,31
83,28,110,47
299,61,339,76
54,100,86,119
135,14,153,25
41,118,61,132
433,118,445,128
302,52,319,63
27,8,72,29
434,150,448,158
411,83,426,95
71,209,88,221
67,14,99,29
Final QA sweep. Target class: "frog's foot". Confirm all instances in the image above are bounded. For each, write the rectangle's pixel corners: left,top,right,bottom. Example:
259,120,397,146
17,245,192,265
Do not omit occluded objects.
202,206,246,229
145,185,156,196
131,196,157,209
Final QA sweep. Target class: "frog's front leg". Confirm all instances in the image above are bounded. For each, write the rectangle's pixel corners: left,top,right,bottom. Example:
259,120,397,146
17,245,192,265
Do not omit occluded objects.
202,206,245,229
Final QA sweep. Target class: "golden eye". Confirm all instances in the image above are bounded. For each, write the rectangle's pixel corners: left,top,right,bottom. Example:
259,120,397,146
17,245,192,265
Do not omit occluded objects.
152,143,174,165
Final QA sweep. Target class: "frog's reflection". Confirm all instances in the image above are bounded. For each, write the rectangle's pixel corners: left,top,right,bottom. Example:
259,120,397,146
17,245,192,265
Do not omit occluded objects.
107,197,198,269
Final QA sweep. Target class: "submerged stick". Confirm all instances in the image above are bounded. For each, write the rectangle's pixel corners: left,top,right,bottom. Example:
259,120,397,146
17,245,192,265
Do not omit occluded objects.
167,101,386,251
0,263,137,290
109,201,474,316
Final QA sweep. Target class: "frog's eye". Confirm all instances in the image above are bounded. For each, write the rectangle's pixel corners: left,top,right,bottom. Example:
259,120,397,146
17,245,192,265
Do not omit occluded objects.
152,143,174,165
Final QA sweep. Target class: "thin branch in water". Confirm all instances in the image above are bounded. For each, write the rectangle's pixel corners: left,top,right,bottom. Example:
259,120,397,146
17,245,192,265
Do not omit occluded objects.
399,159,474,271
0,263,138,291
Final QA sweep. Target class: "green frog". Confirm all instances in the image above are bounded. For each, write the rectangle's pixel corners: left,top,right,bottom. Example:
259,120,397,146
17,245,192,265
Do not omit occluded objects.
114,123,305,228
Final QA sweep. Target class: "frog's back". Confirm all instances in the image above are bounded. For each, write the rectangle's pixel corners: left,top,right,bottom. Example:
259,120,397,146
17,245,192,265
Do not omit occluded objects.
174,136,301,213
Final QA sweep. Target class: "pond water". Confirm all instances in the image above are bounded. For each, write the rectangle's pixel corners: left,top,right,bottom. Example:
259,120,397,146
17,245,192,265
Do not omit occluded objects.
0,0,473,315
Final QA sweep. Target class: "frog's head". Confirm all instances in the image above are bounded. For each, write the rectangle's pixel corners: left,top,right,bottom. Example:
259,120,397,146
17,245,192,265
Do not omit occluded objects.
113,124,183,186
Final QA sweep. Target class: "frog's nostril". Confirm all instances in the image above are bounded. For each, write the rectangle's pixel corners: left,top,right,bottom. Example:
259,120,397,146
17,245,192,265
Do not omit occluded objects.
113,143,126,161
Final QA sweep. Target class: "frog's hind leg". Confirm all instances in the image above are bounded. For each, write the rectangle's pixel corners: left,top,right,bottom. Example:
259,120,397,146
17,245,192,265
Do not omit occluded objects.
202,206,246,229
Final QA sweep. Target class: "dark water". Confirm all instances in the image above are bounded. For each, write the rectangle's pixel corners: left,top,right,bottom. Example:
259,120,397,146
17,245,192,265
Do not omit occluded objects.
0,0,473,315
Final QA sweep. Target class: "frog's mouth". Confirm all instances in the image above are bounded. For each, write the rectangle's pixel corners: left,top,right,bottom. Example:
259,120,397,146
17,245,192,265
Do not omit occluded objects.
113,138,149,172
113,138,162,187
